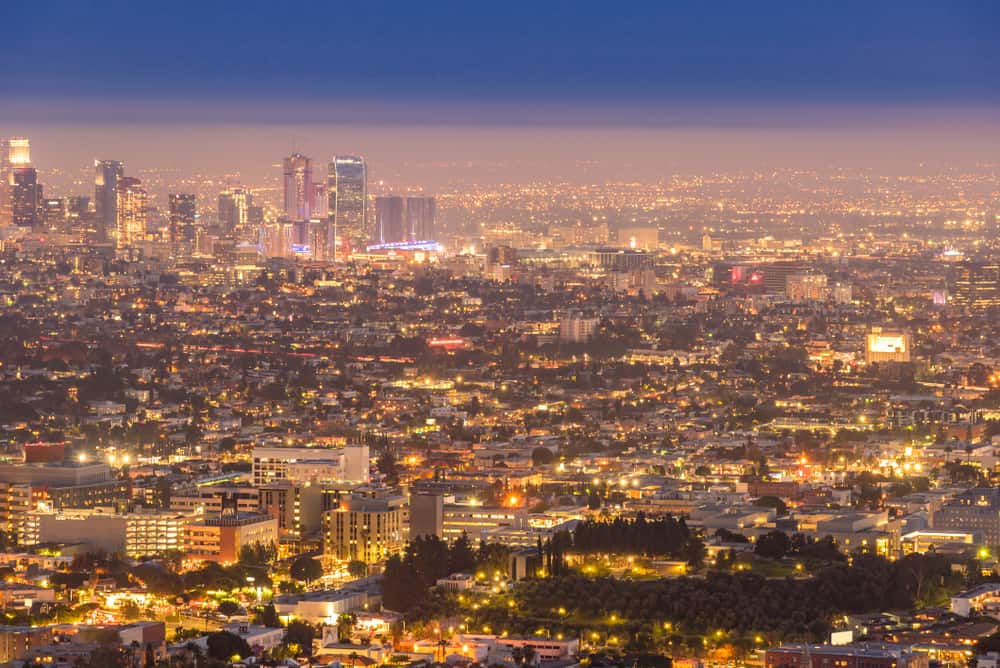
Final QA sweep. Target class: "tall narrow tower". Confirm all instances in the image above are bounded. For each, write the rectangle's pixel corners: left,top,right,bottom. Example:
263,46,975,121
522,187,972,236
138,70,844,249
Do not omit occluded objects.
283,153,313,221
95,159,124,241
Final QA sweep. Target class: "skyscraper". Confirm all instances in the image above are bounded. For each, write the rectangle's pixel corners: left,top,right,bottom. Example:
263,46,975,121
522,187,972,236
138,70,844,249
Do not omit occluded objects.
95,160,124,241
311,182,327,220
168,193,197,244
41,197,66,230
328,156,367,256
3,138,37,229
373,196,405,244
282,153,313,221
7,138,30,167
11,167,41,229
953,262,1000,310
0,139,10,227
405,196,436,241
218,186,252,234
115,177,147,249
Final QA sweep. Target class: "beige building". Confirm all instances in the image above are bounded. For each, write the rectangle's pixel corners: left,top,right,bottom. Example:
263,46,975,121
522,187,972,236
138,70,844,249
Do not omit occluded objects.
323,495,406,564
115,176,147,249
259,480,325,542
865,327,912,364
184,513,278,564
22,507,197,558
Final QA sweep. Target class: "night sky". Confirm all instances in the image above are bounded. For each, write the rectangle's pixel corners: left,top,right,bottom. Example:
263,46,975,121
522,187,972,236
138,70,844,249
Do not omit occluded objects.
4,1,998,112
3,1,999,184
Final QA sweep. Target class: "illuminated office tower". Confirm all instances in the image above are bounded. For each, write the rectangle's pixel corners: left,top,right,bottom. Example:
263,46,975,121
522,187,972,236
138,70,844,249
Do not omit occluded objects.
66,196,90,218
11,167,42,229
115,177,147,249
0,139,9,227
328,156,366,255
282,153,313,221
953,262,1000,310
3,138,37,228
0,138,30,227
218,186,252,234
41,198,66,230
7,138,29,166
373,196,405,244
405,196,436,241
94,159,124,240
311,182,327,219
168,193,197,244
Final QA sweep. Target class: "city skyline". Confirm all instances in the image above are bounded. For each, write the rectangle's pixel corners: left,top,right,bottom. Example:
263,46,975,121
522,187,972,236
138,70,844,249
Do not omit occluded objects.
0,4,999,668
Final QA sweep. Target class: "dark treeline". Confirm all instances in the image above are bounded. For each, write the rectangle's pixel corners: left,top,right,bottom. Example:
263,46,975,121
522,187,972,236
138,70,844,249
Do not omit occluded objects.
471,553,956,645
382,534,510,613
562,515,705,563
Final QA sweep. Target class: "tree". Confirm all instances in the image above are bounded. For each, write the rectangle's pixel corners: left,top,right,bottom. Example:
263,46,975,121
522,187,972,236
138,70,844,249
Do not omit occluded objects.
755,531,791,560
258,602,281,628
449,532,477,573
285,620,316,653
753,495,788,516
217,600,243,618
119,599,141,620
337,613,357,643
290,555,323,583
206,631,251,661
238,541,276,567
347,560,368,579
377,449,399,485
381,554,424,612
531,447,555,467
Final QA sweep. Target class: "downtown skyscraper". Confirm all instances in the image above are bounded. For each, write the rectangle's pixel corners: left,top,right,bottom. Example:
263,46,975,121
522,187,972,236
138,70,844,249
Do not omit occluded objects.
115,176,147,249
2,138,42,230
168,193,197,245
328,156,366,258
283,153,313,221
373,196,405,245
372,195,436,245
218,185,253,234
405,196,436,241
95,159,124,241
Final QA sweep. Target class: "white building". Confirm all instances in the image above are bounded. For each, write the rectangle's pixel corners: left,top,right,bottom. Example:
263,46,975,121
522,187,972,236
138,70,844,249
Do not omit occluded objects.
252,444,369,485
559,314,599,343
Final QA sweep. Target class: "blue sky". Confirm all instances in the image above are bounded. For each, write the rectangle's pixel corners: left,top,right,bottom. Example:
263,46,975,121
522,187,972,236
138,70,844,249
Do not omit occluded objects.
4,1,1000,182
3,0,998,114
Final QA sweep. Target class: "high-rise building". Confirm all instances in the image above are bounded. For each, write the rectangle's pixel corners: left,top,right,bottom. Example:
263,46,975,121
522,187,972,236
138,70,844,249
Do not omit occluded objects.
328,156,366,256
785,272,828,302
0,139,10,227
952,262,1000,310
66,196,90,218
218,186,252,234
3,138,39,229
405,196,436,241
373,196,405,244
322,494,406,563
282,153,313,221
311,182,327,219
115,176,147,249
41,197,66,230
11,167,41,229
6,138,30,167
168,193,197,244
560,313,600,343
410,493,444,540
94,159,124,240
